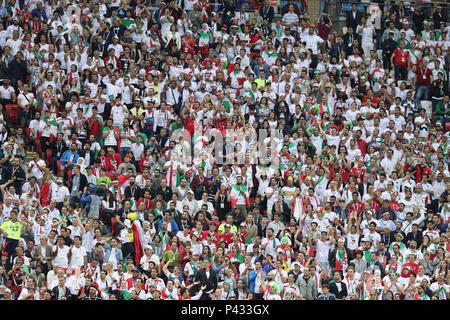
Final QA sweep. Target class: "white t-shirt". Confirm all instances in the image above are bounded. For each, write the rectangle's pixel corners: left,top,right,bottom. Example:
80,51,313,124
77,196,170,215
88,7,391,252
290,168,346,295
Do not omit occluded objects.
119,127,134,148
346,233,360,251
316,239,330,263
53,245,70,268
0,85,15,100
70,245,87,267
104,127,118,146
50,182,70,202
303,34,324,55
429,282,449,300
28,159,46,180
111,105,128,128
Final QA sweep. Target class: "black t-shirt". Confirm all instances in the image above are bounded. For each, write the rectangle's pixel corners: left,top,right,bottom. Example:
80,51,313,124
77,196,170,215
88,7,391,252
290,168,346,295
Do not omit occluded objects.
63,236,74,246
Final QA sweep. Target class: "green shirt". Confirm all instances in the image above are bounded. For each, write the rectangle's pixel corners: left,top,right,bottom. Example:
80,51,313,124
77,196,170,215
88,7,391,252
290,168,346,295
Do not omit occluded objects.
97,176,112,187
436,101,449,116
163,250,180,267
1,220,24,240
218,223,237,235
170,121,183,132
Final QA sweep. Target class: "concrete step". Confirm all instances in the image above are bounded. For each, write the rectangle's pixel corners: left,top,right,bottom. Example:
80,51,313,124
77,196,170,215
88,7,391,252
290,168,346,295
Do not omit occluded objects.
24,151,34,166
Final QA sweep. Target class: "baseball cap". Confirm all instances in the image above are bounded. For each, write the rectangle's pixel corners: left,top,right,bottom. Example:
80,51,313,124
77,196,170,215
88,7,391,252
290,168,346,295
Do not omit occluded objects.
1,252,8,257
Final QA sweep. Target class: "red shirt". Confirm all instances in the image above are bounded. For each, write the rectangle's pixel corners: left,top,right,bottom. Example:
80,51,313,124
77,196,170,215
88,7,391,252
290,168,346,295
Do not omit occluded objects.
218,232,234,246
393,48,409,66
137,197,154,211
416,66,432,85
106,153,121,171
347,200,365,216
88,117,101,137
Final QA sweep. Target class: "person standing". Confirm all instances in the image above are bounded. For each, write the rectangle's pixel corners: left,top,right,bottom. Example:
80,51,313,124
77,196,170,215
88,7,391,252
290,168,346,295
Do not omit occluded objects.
194,257,217,300
0,211,30,258
69,165,88,207
390,39,409,80
414,58,433,107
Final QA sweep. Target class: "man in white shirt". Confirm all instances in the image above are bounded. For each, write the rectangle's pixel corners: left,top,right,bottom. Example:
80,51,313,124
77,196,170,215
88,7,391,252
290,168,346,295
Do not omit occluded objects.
110,97,129,129
51,177,70,208
380,149,397,176
0,79,15,103
107,36,124,59
68,236,87,269
5,30,22,56
53,236,70,269
302,27,325,69
27,152,46,182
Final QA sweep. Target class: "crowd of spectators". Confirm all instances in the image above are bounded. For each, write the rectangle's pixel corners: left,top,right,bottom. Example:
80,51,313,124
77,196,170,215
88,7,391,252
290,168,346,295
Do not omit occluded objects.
0,0,448,301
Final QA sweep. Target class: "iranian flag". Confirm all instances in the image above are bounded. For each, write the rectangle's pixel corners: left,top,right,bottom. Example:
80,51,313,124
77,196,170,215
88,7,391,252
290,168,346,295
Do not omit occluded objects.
291,196,306,221
230,184,249,208
131,219,145,266
248,90,256,103
55,27,70,42
308,245,314,258
44,117,58,126
335,248,346,271
168,162,179,190
308,103,331,116
117,173,129,188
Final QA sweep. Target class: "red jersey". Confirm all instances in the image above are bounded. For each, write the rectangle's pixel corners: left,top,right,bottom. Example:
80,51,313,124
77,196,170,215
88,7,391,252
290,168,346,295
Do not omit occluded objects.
137,197,154,211
371,197,382,213
202,230,219,245
190,229,206,242
218,232,234,246
98,156,112,171
416,67,432,85
389,201,399,212
106,153,121,171
393,48,409,66
88,116,102,137
347,200,365,216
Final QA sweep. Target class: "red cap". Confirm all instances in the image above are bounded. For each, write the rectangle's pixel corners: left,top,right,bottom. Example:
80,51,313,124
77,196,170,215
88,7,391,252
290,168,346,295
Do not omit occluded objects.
1,252,8,257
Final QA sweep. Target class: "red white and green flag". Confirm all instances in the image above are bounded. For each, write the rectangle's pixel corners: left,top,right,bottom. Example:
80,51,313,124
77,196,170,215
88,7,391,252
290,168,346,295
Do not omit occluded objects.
291,196,305,221
308,103,331,116
230,184,249,208
168,163,179,190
